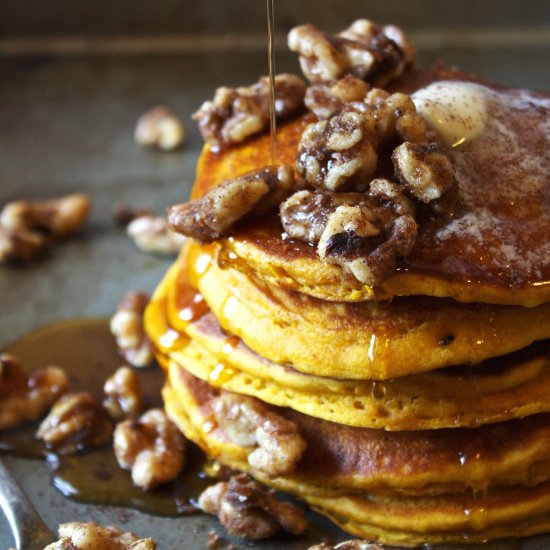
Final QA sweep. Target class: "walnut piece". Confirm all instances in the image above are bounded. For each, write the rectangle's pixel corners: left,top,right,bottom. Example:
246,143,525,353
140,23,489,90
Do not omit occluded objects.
198,474,308,540
213,393,306,477
134,105,185,151
114,408,185,490
392,141,455,203
0,354,69,431
43,522,156,550
296,110,378,191
0,226,47,264
308,541,384,550
304,75,371,119
126,214,187,256
288,19,415,86
0,193,90,238
36,392,113,454
192,74,306,148
168,165,295,242
103,366,143,421
110,291,154,368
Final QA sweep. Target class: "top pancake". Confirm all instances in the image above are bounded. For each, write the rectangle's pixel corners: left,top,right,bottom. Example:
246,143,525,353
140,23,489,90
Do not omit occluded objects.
190,69,550,307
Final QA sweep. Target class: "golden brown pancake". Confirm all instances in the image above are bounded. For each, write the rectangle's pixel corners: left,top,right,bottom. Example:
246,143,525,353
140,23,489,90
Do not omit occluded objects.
163,369,550,546
189,73,550,307
173,243,550,380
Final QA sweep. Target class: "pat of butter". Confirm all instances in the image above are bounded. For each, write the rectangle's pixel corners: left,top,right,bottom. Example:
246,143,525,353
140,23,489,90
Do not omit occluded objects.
412,81,488,148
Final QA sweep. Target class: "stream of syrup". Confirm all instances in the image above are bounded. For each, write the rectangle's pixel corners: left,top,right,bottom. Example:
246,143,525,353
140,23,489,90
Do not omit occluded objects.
267,0,277,163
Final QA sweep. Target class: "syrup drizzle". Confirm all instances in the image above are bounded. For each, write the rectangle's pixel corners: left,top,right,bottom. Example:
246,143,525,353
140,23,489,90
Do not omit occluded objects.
267,0,277,163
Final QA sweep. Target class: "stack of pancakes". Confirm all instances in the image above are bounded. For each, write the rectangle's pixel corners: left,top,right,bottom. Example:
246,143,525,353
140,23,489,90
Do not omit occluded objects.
145,67,550,546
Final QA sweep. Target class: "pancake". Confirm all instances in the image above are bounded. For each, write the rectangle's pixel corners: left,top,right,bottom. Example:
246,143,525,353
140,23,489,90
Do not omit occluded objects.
174,243,550,380
162,369,550,546
190,75,550,307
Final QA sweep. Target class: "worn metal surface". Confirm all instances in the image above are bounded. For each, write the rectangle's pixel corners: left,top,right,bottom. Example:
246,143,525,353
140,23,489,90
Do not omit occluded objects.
0,34,550,550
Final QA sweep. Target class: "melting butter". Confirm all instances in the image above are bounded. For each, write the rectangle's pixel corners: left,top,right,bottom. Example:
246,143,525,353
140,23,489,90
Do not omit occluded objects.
412,81,489,147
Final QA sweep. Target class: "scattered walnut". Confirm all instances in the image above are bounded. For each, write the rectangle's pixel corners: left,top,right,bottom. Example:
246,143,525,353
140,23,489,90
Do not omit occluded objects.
126,214,187,256
296,110,378,191
392,141,455,202
43,522,156,550
288,19,414,86
114,408,185,490
36,392,113,454
134,105,185,151
304,75,371,119
198,474,308,540
192,74,306,148
0,225,47,264
308,541,384,550
103,366,143,421
110,291,154,368
0,193,90,238
0,354,69,431
168,165,295,242
213,393,306,477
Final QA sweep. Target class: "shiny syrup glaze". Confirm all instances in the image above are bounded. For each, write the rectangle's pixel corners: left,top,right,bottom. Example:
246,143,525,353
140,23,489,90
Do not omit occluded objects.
193,69,550,292
0,319,213,516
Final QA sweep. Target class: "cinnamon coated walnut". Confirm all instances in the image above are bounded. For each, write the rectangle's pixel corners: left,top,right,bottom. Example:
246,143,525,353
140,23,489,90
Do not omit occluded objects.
304,75,371,119
43,522,156,550
134,105,185,151
198,474,308,540
0,354,69,430
168,165,295,242
213,393,306,477
288,19,415,86
193,74,306,148
36,392,113,454
114,408,185,490
126,214,187,256
110,291,154,368
103,366,143,421
0,226,46,264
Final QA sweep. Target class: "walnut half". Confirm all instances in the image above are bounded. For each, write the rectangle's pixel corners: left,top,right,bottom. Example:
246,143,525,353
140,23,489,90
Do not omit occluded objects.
198,474,308,540
43,522,156,550
36,392,113,454
103,366,143,421
0,354,69,431
114,409,186,490
213,393,306,477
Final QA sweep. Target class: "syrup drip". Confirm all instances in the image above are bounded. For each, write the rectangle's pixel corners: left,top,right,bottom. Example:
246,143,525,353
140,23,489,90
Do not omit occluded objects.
267,0,277,163
0,318,212,516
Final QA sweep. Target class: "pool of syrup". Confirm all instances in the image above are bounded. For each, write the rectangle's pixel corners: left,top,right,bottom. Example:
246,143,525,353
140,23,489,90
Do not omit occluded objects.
0,318,213,516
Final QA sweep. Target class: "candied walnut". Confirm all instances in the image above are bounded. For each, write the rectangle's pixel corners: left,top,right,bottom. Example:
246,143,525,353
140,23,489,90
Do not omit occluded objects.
213,393,306,477
317,204,417,286
304,75,370,119
288,19,414,86
0,354,69,431
392,141,455,202
296,111,377,191
0,193,90,238
198,474,308,540
134,105,185,151
168,165,295,242
36,392,113,454
0,225,47,264
103,366,143,421
192,74,306,148
126,214,187,256
308,541,384,550
114,408,185,490
43,521,156,550
110,291,154,368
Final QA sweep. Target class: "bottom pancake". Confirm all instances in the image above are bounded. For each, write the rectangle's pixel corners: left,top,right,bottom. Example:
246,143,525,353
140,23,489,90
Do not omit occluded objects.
163,366,550,546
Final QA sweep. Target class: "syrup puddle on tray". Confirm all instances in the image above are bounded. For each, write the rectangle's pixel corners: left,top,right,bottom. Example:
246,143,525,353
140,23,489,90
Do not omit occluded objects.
0,318,212,516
